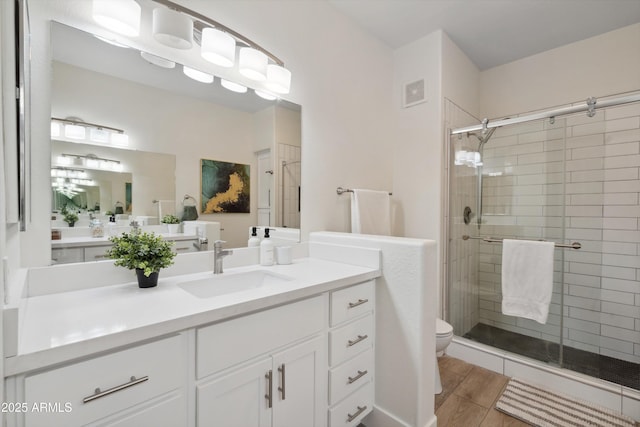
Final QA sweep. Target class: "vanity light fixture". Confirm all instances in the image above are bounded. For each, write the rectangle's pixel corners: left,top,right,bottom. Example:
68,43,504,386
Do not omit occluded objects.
92,0,141,37
58,154,124,172
221,79,247,93
266,64,292,94
51,118,129,147
152,7,193,49
183,66,214,84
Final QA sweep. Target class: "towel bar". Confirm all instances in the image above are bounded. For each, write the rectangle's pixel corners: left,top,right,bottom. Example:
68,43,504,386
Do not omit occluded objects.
337,186,392,196
462,235,581,249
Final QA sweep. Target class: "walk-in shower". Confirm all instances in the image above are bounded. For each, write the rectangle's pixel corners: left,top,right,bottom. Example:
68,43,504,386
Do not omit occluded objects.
446,91,640,390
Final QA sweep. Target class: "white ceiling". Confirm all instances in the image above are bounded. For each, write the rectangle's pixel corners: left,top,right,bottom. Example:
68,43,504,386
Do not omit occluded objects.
328,0,640,70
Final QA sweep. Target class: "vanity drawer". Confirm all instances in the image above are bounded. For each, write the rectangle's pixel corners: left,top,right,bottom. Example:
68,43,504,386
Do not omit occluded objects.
329,314,373,366
330,281,374,326
329,348,373,405
328,382,373,427
51,247,84,264
84,245,111,261
171,239,196,254
197,295,324,378
24,334,185,427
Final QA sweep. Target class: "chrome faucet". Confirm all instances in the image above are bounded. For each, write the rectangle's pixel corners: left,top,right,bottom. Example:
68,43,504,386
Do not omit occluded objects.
213,240,233,274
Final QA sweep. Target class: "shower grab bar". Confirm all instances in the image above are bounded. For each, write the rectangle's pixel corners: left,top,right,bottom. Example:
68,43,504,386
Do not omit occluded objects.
337,186,392,195
462,235,581,249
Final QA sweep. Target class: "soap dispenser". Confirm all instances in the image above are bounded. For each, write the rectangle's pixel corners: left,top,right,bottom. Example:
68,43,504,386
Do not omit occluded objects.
248,227,261,247
260,228,274,266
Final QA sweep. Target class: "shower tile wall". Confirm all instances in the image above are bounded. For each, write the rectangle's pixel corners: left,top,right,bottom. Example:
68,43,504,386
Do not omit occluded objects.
476,101,640,364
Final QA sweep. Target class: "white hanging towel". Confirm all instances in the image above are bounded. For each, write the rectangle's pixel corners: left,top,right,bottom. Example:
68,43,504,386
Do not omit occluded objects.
350,189,391,235
501,239,555,324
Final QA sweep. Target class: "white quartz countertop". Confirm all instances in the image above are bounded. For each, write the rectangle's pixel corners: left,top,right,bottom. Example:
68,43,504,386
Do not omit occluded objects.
7,258,380,375
51,233,198,248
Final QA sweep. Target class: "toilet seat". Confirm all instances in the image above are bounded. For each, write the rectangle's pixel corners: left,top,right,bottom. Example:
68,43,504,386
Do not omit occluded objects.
436,318,453,337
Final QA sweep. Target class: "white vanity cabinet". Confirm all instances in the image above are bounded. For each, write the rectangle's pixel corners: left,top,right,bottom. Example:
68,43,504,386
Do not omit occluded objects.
327,281,375,427
195,295,327,427
8,334,188,427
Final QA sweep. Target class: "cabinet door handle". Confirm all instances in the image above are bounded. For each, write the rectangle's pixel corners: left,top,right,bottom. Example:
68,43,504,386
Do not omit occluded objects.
265,370,273,408
94,254,107,259
348,298,369,309
347,334,368,347
347,369,368,384
175,247,189,251
347,405,367,423
83,375,148,404
277,364,286,400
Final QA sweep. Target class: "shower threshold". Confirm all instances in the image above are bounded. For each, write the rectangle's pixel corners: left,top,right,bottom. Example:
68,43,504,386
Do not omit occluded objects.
463,323,640,391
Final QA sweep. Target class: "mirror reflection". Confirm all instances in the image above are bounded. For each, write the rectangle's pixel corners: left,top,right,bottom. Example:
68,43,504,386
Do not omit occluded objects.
50,22,301,258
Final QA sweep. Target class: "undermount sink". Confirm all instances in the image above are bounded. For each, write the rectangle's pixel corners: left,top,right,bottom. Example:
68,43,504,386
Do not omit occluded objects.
177,270,294,299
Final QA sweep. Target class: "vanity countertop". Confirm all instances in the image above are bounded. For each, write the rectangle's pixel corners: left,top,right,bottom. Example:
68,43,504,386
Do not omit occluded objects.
51,233,199,248
6,258,380,376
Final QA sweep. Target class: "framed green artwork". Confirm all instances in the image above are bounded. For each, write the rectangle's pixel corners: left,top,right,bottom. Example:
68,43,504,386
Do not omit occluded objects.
200,159,250,213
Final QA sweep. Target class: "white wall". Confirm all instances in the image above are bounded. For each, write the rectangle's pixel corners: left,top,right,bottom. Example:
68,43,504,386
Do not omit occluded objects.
19,0,396,266
480,23,640,119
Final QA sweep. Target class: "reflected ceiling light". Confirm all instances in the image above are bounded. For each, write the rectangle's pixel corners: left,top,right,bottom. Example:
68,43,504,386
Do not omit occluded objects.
239,47,268,81
152,7,193,50
183,66,214,83
140,51,176,69
59,154,123,172
255,89,277,101
64,124,86,140
92,0,141,37
201,27,235,67
51,121,61,138
266,64,292,94
221,79,247,93
52,117,129,147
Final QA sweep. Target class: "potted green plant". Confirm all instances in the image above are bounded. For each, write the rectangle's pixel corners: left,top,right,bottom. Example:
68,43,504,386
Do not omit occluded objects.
106,231,176,288
161,214,181,234
63,212,79,227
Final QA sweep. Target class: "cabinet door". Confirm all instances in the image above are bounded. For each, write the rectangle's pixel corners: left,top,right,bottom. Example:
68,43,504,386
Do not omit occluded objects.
197,358,272,427
272,336,325,427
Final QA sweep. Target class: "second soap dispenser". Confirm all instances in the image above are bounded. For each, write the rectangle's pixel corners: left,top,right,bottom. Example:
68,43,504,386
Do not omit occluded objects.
259,228,274,266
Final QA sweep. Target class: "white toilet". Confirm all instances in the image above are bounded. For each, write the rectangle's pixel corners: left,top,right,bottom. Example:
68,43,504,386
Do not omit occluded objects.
435,318,454,394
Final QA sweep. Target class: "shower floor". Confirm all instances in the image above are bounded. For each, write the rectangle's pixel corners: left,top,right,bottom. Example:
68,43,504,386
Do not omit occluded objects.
463,323,640,391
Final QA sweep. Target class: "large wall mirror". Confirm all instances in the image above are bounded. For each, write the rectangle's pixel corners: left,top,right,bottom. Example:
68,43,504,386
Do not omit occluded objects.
50,22,301,252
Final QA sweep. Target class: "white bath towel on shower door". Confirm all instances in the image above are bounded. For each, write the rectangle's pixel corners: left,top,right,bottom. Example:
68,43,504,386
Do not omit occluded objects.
350,189,391,235
501,239,555,324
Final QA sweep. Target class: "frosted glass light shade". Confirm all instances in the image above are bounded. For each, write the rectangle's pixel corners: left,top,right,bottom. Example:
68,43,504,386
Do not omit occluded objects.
221,79,247,93
201,28,235,67
140,51,175,69
50,121,61,138
64,124,86,139
152,8,193,50
90,128,110,143
266,64,292,94
239,47,268,81
255,90,277,100
92,0,141,37
183,66,214,83
111,133,129,146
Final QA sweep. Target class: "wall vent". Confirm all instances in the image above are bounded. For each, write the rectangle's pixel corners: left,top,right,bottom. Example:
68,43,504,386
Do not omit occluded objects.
403,79,426,108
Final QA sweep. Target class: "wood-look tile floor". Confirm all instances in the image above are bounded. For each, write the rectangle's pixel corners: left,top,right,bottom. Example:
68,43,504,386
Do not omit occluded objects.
435,355,530,427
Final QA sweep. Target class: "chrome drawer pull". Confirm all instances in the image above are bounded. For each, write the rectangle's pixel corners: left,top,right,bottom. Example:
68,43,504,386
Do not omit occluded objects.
347,405,367,423
265,370,273,408
348,298,369,309
347,369,368,384
347,334,368,347
278,364,286,400
83,375,148,404
175,247,189,251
